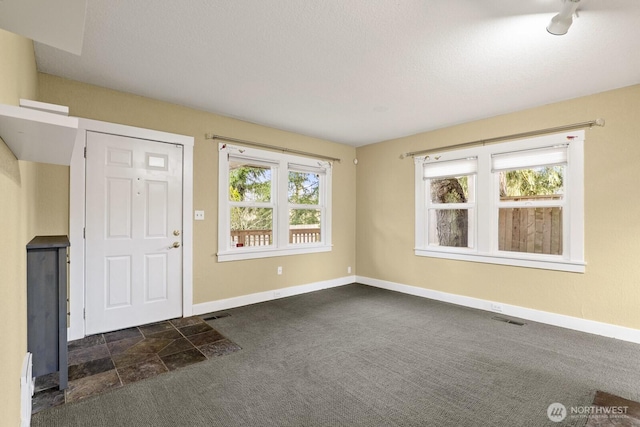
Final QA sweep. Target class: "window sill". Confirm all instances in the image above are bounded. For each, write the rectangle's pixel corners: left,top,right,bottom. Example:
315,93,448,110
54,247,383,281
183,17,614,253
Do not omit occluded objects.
414,248,585,273
218,245,331,262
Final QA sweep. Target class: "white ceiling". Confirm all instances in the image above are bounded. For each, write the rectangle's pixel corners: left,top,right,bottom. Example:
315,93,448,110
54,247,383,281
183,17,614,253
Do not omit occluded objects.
34,0,640,146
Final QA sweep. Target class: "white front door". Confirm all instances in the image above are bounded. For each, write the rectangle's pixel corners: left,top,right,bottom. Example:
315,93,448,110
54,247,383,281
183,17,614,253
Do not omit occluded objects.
85,131,183,334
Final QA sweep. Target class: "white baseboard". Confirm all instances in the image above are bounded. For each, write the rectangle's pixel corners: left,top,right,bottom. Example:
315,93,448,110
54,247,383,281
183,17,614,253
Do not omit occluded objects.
192,275,355,316
68,277,354,341
357,275,640,345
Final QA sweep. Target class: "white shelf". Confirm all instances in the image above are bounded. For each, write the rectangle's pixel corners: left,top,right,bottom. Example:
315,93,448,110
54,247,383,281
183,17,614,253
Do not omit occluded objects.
0,103,79,165
20,99,70,116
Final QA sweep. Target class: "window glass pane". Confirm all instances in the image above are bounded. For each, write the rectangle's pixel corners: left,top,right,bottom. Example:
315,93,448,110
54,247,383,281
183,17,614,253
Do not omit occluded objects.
229,160,272,202
430,176,473,204
499,166,564,201
428,209,471,248
288,171,320,204
289,209,321,244
498,207,563,255
230,207,272,247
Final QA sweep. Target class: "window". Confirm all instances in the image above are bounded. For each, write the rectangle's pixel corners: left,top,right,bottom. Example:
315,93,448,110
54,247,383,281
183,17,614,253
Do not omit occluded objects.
288,166,323,245
218,143,332,261
493,146,566,256
414,131,585,272
424,158,477,249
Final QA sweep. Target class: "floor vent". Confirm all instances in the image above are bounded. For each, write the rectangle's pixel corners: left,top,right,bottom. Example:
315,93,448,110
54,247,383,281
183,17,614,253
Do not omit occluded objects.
491,316,525,326
201,312,231,321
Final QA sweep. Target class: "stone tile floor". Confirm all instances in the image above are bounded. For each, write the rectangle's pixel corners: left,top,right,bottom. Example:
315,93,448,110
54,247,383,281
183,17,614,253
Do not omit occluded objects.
32,315,241,414
585,391,640,426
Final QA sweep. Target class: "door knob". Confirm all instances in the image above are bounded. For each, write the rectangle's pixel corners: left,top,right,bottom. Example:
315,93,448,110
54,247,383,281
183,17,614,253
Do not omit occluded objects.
170,242,181,249
173,230,181,236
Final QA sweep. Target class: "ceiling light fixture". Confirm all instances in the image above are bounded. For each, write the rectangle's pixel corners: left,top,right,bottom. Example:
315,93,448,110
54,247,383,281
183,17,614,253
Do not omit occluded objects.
547,0,581,35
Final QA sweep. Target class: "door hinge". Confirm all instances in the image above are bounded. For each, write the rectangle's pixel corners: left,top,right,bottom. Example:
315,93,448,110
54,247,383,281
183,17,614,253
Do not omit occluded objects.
84,146,87,158
83,227,85,239
83,308,86,320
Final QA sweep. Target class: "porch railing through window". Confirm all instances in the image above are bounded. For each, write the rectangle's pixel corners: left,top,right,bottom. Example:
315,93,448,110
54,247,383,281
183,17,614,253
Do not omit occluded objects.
230,228,321,247
231,230,273,247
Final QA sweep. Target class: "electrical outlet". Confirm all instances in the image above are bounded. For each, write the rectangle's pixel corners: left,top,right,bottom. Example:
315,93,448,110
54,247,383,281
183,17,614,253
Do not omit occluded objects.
490,303,503,313
277,266,282,275
347,266,352,274
274,291,282,298
194,210,205,220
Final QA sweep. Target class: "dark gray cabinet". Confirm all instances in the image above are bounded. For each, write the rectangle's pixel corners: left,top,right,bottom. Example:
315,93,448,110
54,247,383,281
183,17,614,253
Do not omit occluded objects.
27,235,69,389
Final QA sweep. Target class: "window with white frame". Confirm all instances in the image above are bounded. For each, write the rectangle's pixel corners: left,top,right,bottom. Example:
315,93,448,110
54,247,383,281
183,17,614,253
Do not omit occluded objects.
424,157,477,250
414,131,585,272
218,143,332,262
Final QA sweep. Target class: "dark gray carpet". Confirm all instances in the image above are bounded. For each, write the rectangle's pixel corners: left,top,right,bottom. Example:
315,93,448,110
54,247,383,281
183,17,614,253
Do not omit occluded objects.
32,284,640,426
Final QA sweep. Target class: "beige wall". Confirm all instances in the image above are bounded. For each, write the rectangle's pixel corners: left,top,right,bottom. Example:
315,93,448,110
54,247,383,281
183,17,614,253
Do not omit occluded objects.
36,73,640,330
356,84,640,330
38,73,357,304
0,28,39,426
30,164,69,235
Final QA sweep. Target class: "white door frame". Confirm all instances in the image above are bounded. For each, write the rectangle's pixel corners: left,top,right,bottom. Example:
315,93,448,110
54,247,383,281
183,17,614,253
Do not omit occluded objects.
68,118,194,341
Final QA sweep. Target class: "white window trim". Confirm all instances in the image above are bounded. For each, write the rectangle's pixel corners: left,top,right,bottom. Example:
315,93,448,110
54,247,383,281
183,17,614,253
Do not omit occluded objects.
218,143,332,262
414,131,585,273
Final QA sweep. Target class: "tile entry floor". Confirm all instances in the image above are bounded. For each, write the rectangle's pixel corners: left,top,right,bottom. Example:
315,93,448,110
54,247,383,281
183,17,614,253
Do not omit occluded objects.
32,315,241,414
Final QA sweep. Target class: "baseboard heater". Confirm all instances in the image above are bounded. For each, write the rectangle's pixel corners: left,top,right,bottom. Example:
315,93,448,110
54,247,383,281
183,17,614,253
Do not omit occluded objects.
21,352,34,427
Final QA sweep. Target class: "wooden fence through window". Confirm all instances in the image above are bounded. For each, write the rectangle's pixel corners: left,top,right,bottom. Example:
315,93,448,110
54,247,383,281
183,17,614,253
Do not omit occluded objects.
498,196,562,255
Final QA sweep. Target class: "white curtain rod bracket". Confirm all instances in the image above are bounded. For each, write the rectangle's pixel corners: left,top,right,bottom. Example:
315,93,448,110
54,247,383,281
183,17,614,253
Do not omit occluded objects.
400,119,604,159
206,133,341,163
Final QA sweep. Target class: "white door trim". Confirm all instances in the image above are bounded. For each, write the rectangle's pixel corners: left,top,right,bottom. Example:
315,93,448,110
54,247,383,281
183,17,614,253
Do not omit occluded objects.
68,118,194,341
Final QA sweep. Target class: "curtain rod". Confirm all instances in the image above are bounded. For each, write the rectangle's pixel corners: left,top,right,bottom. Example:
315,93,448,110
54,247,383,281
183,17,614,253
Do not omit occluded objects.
205,134,341,163
400,118,605,159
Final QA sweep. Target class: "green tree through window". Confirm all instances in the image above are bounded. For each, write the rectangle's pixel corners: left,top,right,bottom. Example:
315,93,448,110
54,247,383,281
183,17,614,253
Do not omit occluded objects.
288,171,320,226
229,164,272,232
500,166,564,198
